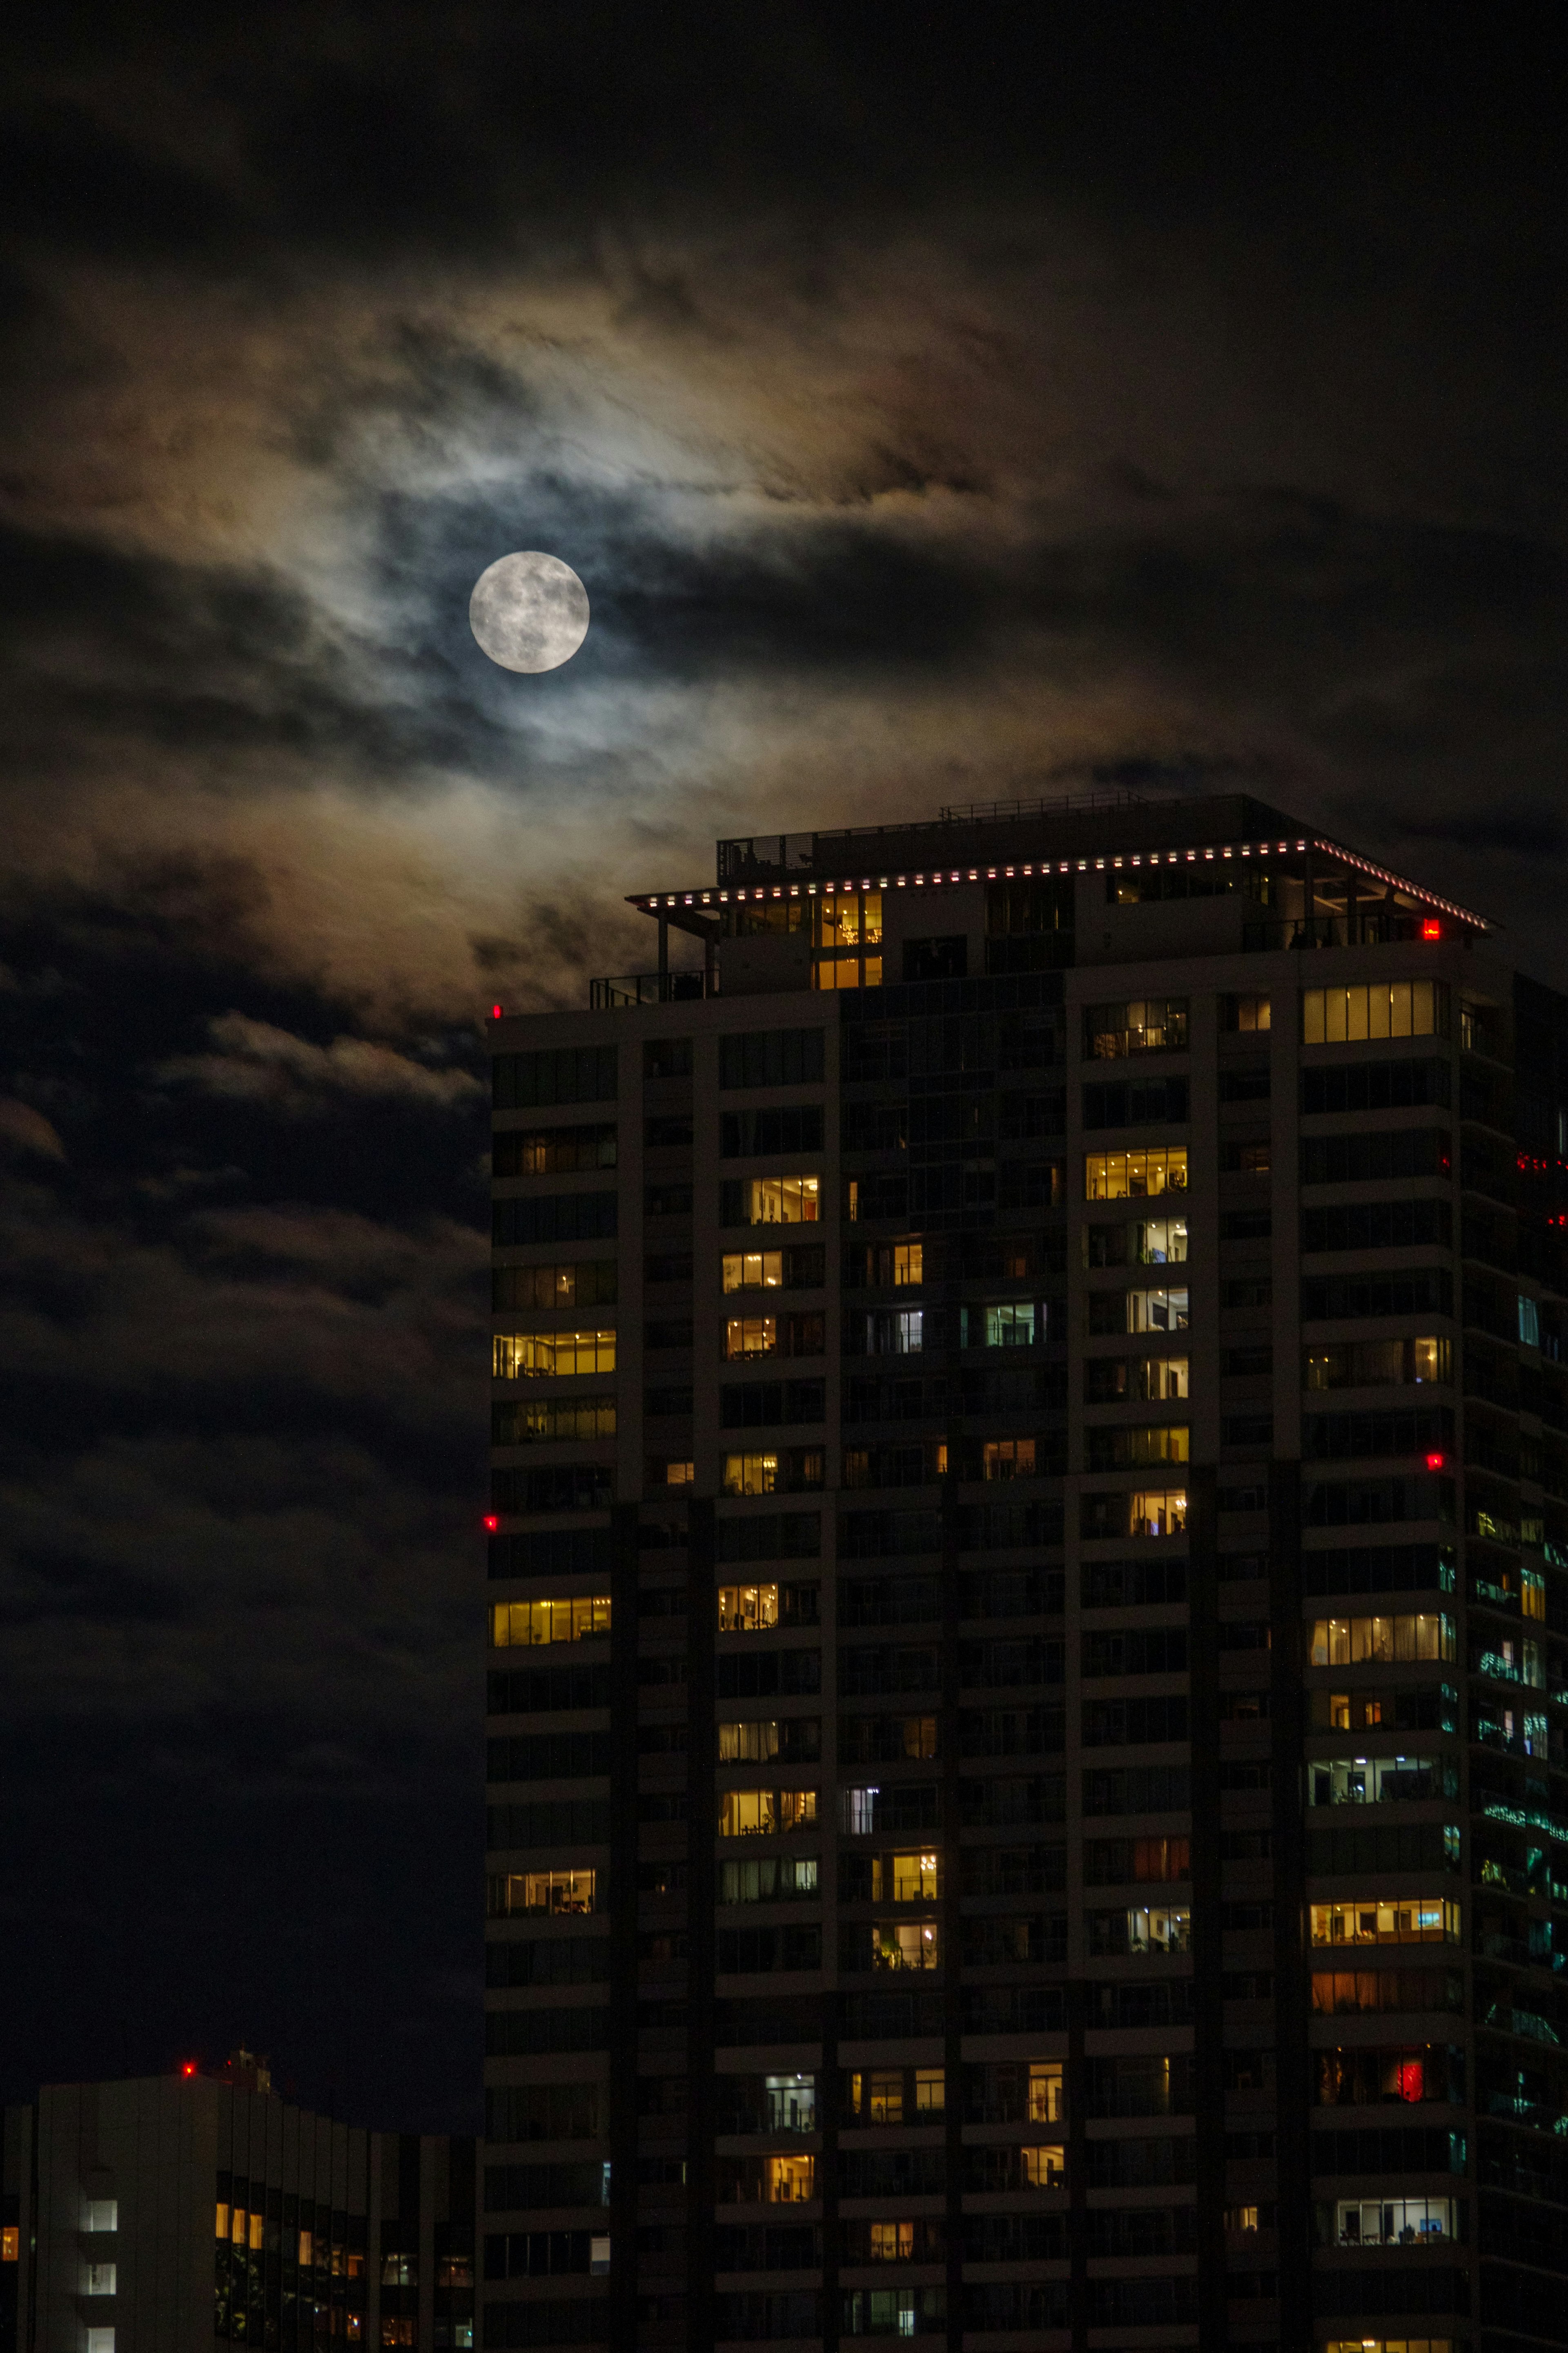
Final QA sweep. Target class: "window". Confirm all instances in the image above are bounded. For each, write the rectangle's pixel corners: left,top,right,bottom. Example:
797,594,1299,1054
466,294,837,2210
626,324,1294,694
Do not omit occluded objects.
719,1722,798,1762
855,1240,924,1286
1130,1489,1187,1537
1222,1140,1271,1173
719,1029,825,1088
80,2262,117,2294
724,1251,783,1291
1520,1294,1542,1347
1523,1568,1547,1621
813,890,883,990
1089,1285,1189,1336
873,1851,941,1902
493,1260,617,1312
0,2229,18,2263
492,1596,611,1647
1304,1337,1452,1389
1309,1899,1460,1946
1085,1148,1187,1199
82,2203,118,2233
725,1316,777,1359
857,1308,925,1354
1125,1907,1191,1954
1310,1615,1455,1665
871,1920,940,1971
1018,2146,1066,2188
492,1330,616,1379
982,1439,1036,1481
726,1175,821,1225
1309,1757,1446,1806
494,1046,616,1110
719,1788,818,1836
85,2335,116,2353
493,1869,597,1915
1084,999,1189,1057
644,1037,693,1078
914,2068,945,2113
965,1302,1035,1347
719,1856,820,1903
1028,2062,1064,2123
1087,1424,1189,1470
493,1123,617,1176
1302,981,1447,1044
1222,994,1271,1033
492,1395,616,1443
723,1450,824,1495
765,2155,816,2202
1322,2343,1453,2353
1086,1356,1189,1404
764,2074,816,2131
1331,2196,1456,2246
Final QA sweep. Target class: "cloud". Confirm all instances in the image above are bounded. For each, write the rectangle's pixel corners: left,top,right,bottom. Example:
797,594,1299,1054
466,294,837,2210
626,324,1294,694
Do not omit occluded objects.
158,1012,485,1112
0,1098,65,1159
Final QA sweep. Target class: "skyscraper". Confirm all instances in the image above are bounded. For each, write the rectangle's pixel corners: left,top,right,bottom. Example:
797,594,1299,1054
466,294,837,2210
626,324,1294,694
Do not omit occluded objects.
481,793,1568,2353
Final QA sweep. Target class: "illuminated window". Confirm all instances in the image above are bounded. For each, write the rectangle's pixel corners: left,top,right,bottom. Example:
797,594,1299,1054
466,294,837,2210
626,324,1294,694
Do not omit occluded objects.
763,2074,816,2131
1225,2205,1259,2233
492,1329,616,1378
743,1175,820,1224
1303,1336,1452,1389
872,1851,941,1902
1129,1488,1187,1537
724,1316,778,1358
723,1250,784,1291
1085,1147,1188,1200
1523,1569,1547,1621
495,1394,616,1441
982,1438,1036,1481
491,1595,611,1647
85,2334,116,2353
871,1920,940,1971
718,1721,783,1762
868,2222,914,2262
718,1583,779,1631
1308,1756,1442,1806
1084,998,1190,1057
0,2229,17,2262
719,1856,819,1903
970,1302,1035,1348
1310,1614,1455,1666
723,1452,780,1496
1332,2196,1456,2246
1027,2063,1063,2123
80,2262,117,2295
861,1308,925,1353
494,1868,597,1916
660,1459,695,1486
1126,1907,1191,1954
1309,1898,1460,1947
914,2068,945,2114
82,2203,118,2234
766,2155,816,2204
719,1788,775,1836
1018,2146,1065,2188
1098,1286,1189,1336
811,891,883,990
867,2071,903,2124
1302,981,1447,1044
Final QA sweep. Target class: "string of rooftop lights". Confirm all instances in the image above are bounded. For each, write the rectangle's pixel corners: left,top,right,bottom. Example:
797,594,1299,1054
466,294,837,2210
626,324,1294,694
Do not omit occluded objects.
632,835,1487,928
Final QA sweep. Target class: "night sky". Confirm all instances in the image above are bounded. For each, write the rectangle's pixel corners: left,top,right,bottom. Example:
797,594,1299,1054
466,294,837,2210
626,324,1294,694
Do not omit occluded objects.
2,7,1567,2131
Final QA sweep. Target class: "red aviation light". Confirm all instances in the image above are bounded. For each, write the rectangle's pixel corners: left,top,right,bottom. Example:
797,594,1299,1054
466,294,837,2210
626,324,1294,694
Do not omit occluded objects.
1426,1452,1446,1471
483,1514,500,1533
181,2061,198,2078
1422,919,1441,940
490,1004,504,1019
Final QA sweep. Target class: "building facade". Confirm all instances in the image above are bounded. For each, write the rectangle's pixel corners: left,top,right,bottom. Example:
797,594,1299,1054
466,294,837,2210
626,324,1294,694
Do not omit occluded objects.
2,2063,475,2351
481,794,1568,2353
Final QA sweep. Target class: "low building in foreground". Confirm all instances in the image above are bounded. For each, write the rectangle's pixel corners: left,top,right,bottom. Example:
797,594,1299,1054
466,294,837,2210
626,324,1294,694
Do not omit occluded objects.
2,2054,474,2352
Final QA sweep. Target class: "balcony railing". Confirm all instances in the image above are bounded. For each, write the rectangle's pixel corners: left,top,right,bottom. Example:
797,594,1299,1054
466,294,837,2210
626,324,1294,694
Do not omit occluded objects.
1243,912,1437,951
589,970,715,1010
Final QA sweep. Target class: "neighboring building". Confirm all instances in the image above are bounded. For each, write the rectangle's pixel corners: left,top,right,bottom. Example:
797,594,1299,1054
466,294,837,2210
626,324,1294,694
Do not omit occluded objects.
2,2055,474,2351
481,791,1568,2353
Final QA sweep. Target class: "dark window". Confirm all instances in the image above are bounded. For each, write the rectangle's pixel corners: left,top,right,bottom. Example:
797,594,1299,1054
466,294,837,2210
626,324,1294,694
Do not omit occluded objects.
493,1194,617,1247
645,1182,693,1216
903,936,968,981
1301,1269,1454,1320
1082,1077,1189,1129
1301,1058,1452,1115
1221,1209,1272,1240
1301,1200,1452,1252
722,1105,825,1156
488,1528,612,1581
646,1251,694,1282
645,1113,693,1147
494,1124,617,1176
715,1512,822,1563
1222,1344,1272,1376
645,1319,693,1349
1081,1696,1189,1746
1223,1412,1274,1446
719,1029,825,1088
490,1466,615,1514
494,1046,616,1110
1301,1127,1450,1184
645,1386,693,1418
1224,1276,1272,1309
1220,1066,1271,1102
643,1037,693,1078
720,1379,826,1427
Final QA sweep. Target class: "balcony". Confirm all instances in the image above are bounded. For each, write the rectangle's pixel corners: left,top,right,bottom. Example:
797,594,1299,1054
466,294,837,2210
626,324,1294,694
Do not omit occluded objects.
589,969,715,1010
1242,913,1433,951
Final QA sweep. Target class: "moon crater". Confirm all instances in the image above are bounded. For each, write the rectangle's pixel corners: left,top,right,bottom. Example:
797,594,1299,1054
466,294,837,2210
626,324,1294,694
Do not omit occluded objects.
469,552,590,673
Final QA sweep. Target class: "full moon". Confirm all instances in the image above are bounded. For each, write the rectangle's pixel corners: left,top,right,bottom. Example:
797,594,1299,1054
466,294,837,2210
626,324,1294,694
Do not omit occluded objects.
469,551,590,673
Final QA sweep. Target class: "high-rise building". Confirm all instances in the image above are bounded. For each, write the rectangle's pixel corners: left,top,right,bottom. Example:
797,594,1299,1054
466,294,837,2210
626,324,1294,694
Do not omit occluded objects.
2,2058,476,2351
481,793,1568,2353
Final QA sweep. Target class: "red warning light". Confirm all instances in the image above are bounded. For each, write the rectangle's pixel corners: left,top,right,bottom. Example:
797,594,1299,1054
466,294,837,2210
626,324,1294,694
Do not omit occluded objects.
1422,919,1441,941
483,1514,500,1533
491,1004,503,1019
181,2061,198,2078
1426,1452,1446,1471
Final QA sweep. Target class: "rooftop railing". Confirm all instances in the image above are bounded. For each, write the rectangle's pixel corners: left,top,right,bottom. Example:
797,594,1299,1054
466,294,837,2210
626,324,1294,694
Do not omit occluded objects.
589,970,714,1010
